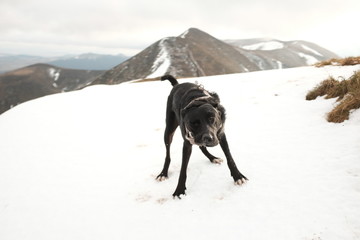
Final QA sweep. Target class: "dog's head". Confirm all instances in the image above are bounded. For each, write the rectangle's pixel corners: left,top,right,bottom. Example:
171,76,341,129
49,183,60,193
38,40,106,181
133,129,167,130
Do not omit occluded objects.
182,100,225,147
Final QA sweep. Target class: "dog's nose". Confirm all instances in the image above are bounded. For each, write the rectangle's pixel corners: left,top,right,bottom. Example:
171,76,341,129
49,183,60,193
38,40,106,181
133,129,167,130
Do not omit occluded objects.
202,134,213,144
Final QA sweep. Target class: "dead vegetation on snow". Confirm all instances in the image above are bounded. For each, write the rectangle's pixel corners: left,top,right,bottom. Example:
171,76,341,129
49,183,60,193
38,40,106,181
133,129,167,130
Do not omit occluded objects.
314,56,360,67
306,70,360,123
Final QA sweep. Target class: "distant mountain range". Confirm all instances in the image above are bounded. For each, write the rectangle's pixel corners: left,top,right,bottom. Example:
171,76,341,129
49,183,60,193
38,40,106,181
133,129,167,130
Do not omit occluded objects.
225,38,338,69
0,28,340,114
0,53,129,73
48,53,129,71
92,28,339,85
0,64,103,114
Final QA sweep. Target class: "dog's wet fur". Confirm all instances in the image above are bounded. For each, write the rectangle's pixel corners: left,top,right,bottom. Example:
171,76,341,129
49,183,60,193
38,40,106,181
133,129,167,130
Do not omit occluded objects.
156,75,248,198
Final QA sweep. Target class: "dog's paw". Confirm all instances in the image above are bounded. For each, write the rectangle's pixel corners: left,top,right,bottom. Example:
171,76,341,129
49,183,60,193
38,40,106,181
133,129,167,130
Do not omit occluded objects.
234,177,248,185
211,158,223,164
156,173,168,182
173,187,186,199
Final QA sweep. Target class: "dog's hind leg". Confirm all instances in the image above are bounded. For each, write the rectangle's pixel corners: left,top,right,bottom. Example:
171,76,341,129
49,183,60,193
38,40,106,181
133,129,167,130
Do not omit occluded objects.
199,146,223,164
156,111,178,181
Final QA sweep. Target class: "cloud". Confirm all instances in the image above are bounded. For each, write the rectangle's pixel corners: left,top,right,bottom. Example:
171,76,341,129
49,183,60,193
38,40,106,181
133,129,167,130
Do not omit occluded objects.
0,0,359,56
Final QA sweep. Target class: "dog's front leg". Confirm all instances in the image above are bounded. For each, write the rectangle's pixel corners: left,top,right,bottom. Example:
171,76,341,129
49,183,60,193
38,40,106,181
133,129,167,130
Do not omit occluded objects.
219,133,248,185
173,140,192,199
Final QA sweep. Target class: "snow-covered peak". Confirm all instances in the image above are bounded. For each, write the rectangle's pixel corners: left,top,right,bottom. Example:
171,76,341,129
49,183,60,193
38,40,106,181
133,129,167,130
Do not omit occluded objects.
242,41,284,51
179,28,209,39
180,29,189,39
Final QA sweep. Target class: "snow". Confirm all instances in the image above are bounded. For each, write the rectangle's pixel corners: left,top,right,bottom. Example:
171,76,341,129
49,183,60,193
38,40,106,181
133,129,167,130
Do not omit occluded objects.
146,38,171,78
243,41,284,51
180,29,189,38
275,60,283,69
298,52,319,65
1,65,360,240
48,68,60,81
301,45,323,57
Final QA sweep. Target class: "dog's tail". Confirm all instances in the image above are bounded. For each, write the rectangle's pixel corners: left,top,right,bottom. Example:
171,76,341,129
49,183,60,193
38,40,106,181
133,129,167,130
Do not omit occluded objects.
161,75,179,87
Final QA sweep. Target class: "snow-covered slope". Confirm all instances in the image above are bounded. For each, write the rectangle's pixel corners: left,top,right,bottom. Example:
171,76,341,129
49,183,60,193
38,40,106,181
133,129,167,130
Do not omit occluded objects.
226,38,339,70
1,65,360,240
241,40,285,50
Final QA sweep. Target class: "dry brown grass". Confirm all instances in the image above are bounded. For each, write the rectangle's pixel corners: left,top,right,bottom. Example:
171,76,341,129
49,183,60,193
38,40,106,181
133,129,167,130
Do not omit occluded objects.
314,56,360,67
327,90,360,122
305,77,338,100
306,71,360,123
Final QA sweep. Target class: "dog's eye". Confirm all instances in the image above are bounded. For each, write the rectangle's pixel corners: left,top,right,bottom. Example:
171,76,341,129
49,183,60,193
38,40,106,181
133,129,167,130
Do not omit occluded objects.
190,120,200,128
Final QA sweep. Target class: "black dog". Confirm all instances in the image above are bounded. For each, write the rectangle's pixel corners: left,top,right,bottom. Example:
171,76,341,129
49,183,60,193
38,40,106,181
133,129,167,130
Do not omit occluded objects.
156,75,248,198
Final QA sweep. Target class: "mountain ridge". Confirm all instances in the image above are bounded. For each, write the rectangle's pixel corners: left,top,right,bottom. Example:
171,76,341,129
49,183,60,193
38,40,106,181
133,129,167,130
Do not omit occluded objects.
92,28,339,85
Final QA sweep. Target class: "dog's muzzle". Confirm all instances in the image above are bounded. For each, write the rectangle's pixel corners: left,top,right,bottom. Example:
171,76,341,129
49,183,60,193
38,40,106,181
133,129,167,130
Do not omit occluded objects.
202,133,213,145
185,127,218,147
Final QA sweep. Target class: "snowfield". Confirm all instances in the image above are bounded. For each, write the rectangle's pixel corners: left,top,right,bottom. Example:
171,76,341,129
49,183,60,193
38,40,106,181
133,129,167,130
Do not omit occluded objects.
242,40,284,51
1,65,360,240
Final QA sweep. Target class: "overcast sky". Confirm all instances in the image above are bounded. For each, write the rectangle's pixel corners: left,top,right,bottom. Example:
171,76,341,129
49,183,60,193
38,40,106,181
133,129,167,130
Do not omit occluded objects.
0,0,359,57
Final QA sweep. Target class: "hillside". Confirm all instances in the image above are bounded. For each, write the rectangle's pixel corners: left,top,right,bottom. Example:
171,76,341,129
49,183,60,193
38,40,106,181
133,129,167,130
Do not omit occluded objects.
1,64,359,240
92,28,338,85
0,64,103,114
226,38,339,68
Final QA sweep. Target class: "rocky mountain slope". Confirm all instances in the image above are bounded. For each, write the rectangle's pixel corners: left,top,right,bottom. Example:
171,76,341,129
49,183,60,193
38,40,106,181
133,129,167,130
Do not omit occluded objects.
0,64,103,114
92,28,338,85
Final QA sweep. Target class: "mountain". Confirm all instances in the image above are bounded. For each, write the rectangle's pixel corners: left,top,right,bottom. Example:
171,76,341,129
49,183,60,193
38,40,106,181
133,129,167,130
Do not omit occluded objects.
0,64,103,114
0,29,339,115
1,65,359,239
91,28,339,85
0,54,57,73
225,38,339,69
0,53,129,73
91,28,260,85
48,53,129,70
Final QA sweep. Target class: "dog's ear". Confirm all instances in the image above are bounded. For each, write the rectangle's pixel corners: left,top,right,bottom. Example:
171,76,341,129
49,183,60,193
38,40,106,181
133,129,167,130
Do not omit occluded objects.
216,104,226,122
209,96,225,121
208,92,221,109
181,108,187,118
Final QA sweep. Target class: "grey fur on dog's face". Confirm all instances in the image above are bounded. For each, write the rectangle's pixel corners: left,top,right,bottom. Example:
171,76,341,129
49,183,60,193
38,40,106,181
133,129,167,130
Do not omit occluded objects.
183,103,223,147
